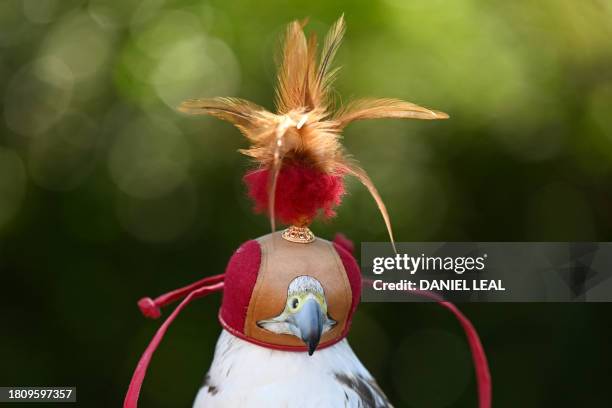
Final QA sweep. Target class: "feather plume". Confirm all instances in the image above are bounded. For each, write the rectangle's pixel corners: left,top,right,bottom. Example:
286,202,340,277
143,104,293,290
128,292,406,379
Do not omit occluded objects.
179,16,449,245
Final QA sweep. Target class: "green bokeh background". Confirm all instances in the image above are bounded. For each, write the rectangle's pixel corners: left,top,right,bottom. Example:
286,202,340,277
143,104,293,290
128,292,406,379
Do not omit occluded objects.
2,0,612,407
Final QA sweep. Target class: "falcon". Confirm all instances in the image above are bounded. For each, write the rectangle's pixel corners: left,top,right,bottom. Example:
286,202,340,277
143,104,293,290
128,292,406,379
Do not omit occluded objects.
194,275,391,408
124,16,491,408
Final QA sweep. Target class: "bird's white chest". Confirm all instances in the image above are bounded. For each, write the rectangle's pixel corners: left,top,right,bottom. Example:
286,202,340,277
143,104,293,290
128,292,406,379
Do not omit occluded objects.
193,330,390,408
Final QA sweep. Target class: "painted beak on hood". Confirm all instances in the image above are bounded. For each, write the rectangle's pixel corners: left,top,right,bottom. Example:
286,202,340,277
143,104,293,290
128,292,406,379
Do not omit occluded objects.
256,276,338,355
294,297,324,355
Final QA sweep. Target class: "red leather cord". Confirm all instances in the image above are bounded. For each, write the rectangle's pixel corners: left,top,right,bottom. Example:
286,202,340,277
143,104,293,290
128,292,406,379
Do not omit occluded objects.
437,299,491,408
363,280,492,408
137,274,225,319
124,281,225,408
412,290,491,408
127,275,490,408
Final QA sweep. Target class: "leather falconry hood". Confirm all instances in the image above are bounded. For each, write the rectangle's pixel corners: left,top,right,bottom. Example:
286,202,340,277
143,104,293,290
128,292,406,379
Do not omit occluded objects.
124,16,491,408
219,231,361,351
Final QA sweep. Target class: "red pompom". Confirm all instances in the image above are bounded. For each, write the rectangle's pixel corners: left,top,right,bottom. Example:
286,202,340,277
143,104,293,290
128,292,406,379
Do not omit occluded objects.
244,163,345,225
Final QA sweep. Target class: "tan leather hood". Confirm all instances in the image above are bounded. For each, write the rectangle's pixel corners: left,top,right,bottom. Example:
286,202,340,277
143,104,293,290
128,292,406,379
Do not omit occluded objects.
243,231,353,347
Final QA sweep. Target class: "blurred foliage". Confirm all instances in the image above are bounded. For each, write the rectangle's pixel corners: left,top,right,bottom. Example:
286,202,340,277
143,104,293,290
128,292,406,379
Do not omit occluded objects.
2,0,612,407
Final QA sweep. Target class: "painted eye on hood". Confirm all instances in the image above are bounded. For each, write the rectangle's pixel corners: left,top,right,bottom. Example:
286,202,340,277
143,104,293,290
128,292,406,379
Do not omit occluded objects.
290,297,299,310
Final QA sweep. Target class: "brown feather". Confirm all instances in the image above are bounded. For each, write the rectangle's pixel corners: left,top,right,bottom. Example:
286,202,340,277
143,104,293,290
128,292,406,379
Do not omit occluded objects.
178,97,264,125
303,33,318,109
267,117,294,230
335,98,449,128
340,162,397,253
314,14,345,109
267,157,283,231
275,21,310,113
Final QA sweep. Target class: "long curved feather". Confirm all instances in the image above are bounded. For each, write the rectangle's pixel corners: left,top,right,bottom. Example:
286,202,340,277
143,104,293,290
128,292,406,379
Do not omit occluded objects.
303,33,318,109
316,15,345,93
267,116,293,231
341,162,397,253
275,21,309,113
268,156,283,231
178,97,266,127
335,98,449,129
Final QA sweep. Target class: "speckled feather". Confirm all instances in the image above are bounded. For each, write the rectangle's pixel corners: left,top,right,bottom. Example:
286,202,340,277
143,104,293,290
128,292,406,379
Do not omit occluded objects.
193,330,393,408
